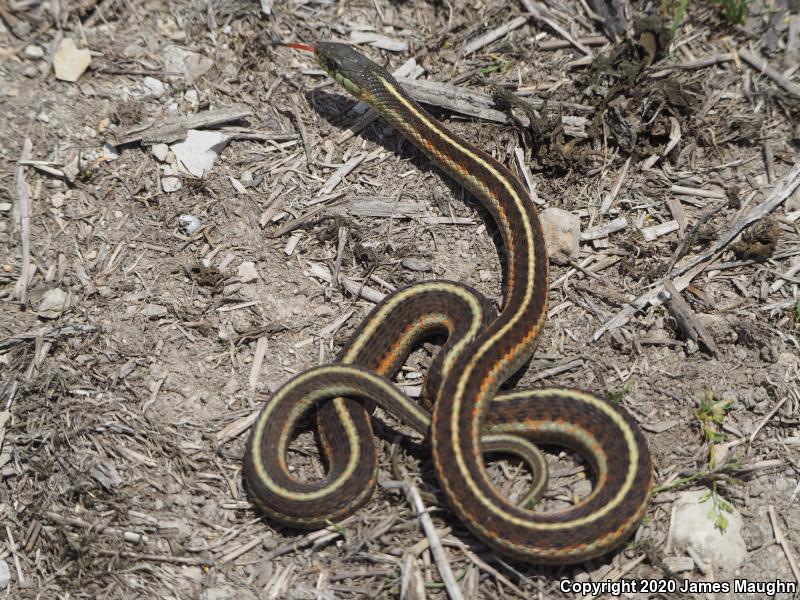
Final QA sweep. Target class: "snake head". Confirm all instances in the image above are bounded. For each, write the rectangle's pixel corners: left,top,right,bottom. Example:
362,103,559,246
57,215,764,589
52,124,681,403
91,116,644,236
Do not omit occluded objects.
314,42,390,101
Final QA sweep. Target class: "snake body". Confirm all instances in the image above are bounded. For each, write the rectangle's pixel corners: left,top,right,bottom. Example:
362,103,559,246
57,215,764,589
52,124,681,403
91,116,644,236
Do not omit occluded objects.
244,42,653,563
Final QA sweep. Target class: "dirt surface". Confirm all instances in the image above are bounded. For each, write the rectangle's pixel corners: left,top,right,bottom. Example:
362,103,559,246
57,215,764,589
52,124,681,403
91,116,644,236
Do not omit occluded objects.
2,0,800,598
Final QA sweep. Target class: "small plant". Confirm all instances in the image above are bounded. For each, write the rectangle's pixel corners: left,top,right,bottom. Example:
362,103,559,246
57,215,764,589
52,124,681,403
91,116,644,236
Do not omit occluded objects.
607,380,633,404
653,460,741,494
717,0,748,24
701,484,734,532
696,389,732,447
663,0,689,41
479,59,511,75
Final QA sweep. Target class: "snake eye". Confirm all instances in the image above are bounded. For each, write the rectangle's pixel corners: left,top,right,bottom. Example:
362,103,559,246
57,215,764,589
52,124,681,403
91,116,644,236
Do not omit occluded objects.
326,58,337,73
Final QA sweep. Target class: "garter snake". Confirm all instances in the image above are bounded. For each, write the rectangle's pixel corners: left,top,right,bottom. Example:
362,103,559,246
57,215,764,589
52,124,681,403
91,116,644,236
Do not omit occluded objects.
244,42,653,563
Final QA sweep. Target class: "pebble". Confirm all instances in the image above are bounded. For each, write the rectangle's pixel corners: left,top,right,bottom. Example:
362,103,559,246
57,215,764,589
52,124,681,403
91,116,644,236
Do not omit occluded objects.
0,560,9,592
143,76,165,97
672,488,747,573
53,38,92,82
24,44,44,59
178,214,202,235
162,176,182,192
170,130,230,177
401,257,431,272
539,207,580,264
51,192,67,208
151,143,169,162
36,288,70,319
162,44,213,82
237,261,259,283
102,142,119,161
143,304,168,319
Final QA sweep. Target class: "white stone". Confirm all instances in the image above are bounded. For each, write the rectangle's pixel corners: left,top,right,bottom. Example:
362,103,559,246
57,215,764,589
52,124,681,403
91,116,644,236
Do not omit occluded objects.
178,214,202,235
37,288,70,319
184,89,198,105
237,261,258,283
0,560,10,591
102,142,119,161
151,143,170,162
143,76,165,97
672,489,747,573
143,304,167,319
53,38,92,83
401,257,430,272
162,45,213,83
162,176,182,192
24,44,44,59
539,207,581,265
51,192,67,208
170,130,230,178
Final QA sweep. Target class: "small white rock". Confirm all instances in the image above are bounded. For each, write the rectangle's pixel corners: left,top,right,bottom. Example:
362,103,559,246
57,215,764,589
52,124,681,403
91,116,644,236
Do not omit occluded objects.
170,129,230,178
401,257,431,272
162,45,213,82
237,261,259,283
178,214,202,235
102,142,119,161
143,76,166,97
37,112,50,123
0,560,10,592
37,288,70,319
184,89,198,105
162,176,182,192
672,489,747,574
24,44,45,59
151,143,170,162
143,304,168,319
0,203,12,212
51,192,67,208
539,207,581,265
53,38,92,83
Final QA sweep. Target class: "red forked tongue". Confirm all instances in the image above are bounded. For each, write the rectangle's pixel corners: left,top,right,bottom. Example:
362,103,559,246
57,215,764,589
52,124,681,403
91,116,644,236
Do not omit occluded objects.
285,43,315,53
